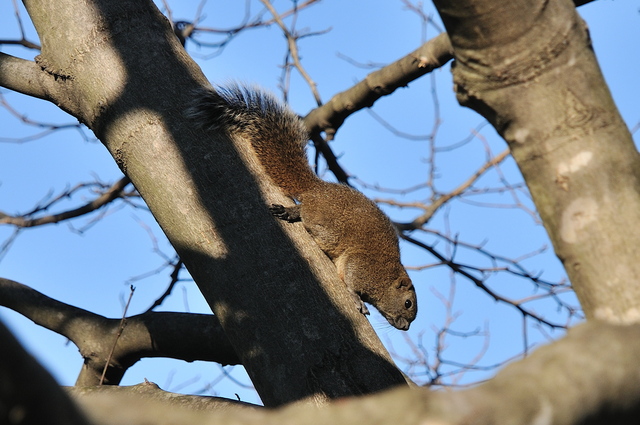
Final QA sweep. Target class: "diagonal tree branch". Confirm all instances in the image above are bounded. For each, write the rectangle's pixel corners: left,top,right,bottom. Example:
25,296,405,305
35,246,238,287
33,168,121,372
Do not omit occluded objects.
0,176,132,228
303,33,454,141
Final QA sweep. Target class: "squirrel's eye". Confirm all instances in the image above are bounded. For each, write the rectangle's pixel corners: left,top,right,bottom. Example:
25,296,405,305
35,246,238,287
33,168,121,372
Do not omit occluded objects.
405,299,412,309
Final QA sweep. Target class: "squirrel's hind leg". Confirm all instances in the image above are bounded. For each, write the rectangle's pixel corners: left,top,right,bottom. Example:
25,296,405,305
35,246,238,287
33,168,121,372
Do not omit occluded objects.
350,292,370,316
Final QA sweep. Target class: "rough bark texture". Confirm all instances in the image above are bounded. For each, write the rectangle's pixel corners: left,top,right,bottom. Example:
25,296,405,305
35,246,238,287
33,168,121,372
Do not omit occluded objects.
4,320,640,425
432,0,640,323
14,0,406,406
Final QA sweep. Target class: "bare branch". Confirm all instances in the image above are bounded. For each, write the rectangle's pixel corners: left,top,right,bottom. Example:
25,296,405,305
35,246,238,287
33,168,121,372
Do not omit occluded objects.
259,0,323,105
0,53,49,100
178,0,321,58
401,235,569,329
0,38,40,50
0,92,89,143
377,148,510,230
0,176,132,228
67,382,260,411
0,0,41,51
303,33,453,141
308,132,350,184
401,0,444,35
0,278,240,386
100,286,136,386
142,259,184,313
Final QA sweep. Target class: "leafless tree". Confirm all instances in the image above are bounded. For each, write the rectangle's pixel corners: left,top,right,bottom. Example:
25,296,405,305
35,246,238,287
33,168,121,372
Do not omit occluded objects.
1,0,639,423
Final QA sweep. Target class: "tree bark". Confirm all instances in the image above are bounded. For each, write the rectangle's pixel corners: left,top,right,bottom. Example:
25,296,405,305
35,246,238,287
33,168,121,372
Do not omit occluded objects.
0,321,90,425
4,319,640,425
0,278,241,386
6,0,406,406
432,0,640,323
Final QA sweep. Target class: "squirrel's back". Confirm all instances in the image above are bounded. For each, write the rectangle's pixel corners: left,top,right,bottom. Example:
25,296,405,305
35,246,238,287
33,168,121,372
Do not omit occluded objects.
189,85,320,197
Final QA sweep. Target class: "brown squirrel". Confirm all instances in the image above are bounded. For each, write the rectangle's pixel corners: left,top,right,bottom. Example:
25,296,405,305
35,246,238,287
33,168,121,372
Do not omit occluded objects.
190,85,417,330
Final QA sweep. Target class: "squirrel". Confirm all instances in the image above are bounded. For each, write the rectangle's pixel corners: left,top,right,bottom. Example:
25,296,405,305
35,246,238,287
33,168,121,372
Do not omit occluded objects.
189,85,417,331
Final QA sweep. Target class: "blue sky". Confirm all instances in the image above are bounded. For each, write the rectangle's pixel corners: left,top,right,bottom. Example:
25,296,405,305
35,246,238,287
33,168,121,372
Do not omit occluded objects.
0,0,638,405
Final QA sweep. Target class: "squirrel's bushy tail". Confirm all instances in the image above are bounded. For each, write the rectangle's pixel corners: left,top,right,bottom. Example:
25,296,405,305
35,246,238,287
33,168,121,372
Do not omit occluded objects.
189,85,320,197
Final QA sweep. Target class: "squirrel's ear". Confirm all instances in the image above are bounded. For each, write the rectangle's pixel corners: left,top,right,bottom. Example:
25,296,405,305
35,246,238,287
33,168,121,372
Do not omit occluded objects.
397,277,413,289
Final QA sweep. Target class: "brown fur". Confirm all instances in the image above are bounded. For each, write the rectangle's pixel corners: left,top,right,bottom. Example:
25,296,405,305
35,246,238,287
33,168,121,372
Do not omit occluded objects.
190,85,417,330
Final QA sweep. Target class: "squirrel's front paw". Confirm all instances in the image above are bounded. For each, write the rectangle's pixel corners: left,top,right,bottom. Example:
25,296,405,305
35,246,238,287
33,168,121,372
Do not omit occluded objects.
269,204,301,223
269,204,288,218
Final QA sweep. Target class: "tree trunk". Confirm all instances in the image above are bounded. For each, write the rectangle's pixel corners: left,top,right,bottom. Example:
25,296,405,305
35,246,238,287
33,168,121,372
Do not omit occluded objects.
432,0,640,323
14,0,406,406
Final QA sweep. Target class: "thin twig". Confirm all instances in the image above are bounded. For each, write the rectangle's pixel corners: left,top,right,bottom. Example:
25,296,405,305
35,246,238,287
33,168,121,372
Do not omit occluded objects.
0,177,132,227
144,259,184,313
99,285,135,386
402,234,567,329
259,0,323,105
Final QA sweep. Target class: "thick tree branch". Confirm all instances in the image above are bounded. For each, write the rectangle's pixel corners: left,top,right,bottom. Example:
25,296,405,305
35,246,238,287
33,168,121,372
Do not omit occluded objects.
78,321,640,424
67,382,260,412
0,278,239,386
0,321,90,425
0,53,49,100
5,320,640,424
302,0,595,140
301,0,593,181
301,34,453,184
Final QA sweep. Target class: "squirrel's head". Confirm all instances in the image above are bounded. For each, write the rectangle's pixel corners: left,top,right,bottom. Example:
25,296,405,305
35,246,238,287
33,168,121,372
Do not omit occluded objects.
341,254,418,331
375,275,417,331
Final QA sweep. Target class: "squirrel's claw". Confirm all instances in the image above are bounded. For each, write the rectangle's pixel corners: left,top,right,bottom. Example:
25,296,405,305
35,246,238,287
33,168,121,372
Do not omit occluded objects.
270,204,301,223
349,291,370,316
